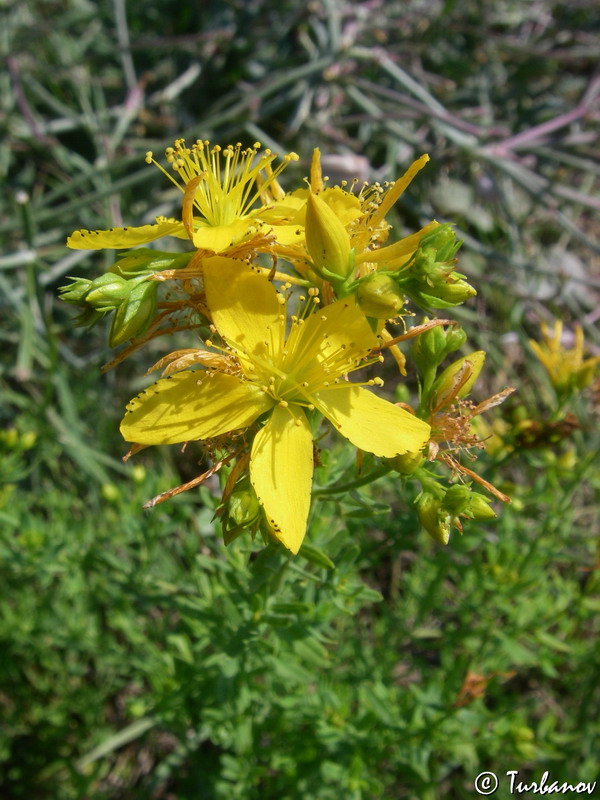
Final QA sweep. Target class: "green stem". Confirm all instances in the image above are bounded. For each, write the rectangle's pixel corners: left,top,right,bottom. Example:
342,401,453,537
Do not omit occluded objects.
313,464,391,497
418,365,437,415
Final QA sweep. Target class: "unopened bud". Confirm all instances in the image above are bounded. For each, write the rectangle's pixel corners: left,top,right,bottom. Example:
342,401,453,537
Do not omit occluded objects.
417,494,452,545
442,484,472,515
229,481,260,526
446,326,468,353
399,275,476,309
411,224,462,281
109,280,157,346
412,321,467,371
86,273,131,311
74,307,106,328
425,224,460,258
432,351,486,408
111,248,192,279
465,493,497,521
59,277,92,304
305,192,353,278
426,277,476,306
357,274,405,319
386,451,425,475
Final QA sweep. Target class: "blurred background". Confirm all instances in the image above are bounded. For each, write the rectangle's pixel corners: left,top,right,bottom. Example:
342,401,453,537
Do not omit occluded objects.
1,1,599,797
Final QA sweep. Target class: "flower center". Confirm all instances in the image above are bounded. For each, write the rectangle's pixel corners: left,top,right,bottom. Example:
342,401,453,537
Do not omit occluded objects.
145,140,299,229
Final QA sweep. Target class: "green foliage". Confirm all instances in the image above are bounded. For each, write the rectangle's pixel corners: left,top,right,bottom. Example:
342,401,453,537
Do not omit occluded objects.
2,0,599,797
1,444,599,798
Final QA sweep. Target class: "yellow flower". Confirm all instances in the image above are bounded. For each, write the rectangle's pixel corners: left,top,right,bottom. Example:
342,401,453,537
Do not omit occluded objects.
529,320,600,395
67,140,299,254
262,147,438,278
120,257,430,553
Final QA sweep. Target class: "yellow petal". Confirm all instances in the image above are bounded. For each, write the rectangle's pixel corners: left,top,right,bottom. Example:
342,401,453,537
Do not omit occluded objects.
285,296,377,377
67,218,188,249
250,405,313,554
355,221,440,267
191,218,256,251
259,191,307,224
321,186,362,226
314,385,430,457
368,154,430,228
203,256,284,360
265,223,305,246
120,371,272,445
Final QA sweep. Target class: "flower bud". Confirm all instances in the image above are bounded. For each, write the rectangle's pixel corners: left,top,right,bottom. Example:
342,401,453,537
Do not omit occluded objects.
399,275,476,309
412,321,467,371
73,307,107,328
59,277,92,304
432,351,486,408
305,192,353,278
419,223,461,262
426,277,476,305
111,249,192,279
86,273,131,311
357,274,405,319
442,484,472,515
417,494,452,545
410,224,462,284
465,493,497,521
229,481,260,527
446,326,468,353
386,451,425,475
109,280,157,346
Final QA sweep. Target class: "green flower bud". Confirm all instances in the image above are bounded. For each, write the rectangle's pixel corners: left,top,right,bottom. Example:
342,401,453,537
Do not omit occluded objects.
442,484,472,515
386,451,425,475
413,246,448,283
446,326,468,353
86,273,131,311
417,493,452,545
73,307,107,328
399,276,476,309
59,277,92,304
111,249,192,279
409,224,462,283
465,493,497,521
305,192,353,278
357,274,405,319
109,280,157,346
432,351,486,408
419,224,461,262
412,321,467,371
426,276,476,305
229,480,260,527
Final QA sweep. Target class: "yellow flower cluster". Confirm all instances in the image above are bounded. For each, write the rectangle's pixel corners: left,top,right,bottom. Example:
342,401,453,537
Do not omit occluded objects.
529,320,599,397
64,139,491,552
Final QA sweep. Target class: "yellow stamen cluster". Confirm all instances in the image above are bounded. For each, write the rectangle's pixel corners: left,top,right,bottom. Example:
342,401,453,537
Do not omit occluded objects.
146,140,299,230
